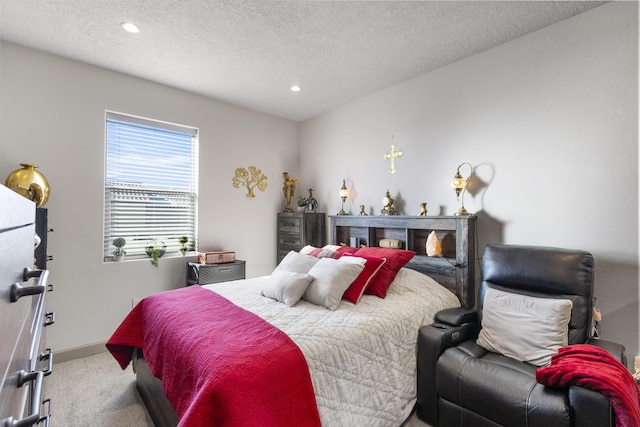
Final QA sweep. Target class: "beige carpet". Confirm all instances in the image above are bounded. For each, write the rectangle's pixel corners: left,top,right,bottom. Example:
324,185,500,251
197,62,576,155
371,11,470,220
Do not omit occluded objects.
48,351,431,426
48,352,154,427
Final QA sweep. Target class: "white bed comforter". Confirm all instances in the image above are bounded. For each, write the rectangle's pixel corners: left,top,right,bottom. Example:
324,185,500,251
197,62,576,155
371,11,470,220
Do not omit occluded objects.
203,267,460,426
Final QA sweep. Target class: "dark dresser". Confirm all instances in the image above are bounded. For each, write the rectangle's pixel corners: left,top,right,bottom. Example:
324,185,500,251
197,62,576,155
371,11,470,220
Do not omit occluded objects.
276,212,325,264
0,184,53,426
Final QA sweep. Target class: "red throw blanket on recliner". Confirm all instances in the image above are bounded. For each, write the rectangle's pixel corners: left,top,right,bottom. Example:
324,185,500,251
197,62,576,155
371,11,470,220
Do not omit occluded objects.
536,344,640,427
106,285,321,427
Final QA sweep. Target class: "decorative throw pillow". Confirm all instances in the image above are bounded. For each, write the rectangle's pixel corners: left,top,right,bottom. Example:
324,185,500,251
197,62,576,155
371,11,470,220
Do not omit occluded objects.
334,246,359,258
379,239,402,249
300,245,352,258
303,257,365,310
299,245,318,255
476,287,573,367
261,270,314,307
354,247,415,298
274,250,319,274
340,254,387,304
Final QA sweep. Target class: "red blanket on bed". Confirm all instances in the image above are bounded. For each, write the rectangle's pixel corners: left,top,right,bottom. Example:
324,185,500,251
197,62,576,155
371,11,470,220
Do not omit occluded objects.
106,286,321,427
536,344,640,427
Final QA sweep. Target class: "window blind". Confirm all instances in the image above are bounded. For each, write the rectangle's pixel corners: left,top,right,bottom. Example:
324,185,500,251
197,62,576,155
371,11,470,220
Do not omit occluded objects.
104,111,199,261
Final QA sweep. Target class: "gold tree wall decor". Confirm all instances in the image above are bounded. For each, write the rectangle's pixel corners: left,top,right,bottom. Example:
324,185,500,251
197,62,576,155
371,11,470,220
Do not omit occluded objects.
232,166,268,197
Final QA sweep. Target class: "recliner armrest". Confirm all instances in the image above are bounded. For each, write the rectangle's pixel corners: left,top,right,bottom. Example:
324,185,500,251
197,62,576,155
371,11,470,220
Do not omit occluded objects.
569,386,615,427
586,337,627,366
416,311,480,425
435,306,478,326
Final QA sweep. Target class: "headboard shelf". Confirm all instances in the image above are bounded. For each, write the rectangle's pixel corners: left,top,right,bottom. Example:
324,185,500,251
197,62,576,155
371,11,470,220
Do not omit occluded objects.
330,215,477,307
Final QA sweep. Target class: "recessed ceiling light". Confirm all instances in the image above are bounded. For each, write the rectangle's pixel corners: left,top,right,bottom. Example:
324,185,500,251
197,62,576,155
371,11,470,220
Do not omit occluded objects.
121,22,140,34
290,85,301,92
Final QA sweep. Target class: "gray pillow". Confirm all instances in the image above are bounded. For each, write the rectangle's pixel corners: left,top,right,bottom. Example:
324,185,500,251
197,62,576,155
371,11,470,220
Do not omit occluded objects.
261,270,314,306
476,287,573,366
303,257,364,310
274,250,319,274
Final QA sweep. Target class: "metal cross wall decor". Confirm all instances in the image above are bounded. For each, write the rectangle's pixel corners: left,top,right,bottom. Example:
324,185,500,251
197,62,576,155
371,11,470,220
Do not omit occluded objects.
383,136,403,174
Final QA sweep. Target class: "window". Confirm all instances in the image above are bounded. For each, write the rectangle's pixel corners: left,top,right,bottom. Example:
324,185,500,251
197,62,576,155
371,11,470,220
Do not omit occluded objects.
103,111,199,261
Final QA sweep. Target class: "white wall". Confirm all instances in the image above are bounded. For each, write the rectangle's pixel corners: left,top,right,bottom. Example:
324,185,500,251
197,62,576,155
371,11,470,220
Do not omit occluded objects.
0,42,299,352
299,2,639,359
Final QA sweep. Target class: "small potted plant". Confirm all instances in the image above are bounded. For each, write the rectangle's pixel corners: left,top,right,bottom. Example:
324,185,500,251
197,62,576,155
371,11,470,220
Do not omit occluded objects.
297,194,307,211
145,240,167,267
112,237,127,262
178,236,189,256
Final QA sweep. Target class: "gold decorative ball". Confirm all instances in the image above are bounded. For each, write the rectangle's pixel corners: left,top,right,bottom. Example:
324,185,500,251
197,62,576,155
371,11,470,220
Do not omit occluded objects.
4,163,50,207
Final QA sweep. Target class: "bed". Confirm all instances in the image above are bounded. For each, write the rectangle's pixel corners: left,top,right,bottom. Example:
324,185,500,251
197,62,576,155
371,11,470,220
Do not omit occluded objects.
107,215,477,427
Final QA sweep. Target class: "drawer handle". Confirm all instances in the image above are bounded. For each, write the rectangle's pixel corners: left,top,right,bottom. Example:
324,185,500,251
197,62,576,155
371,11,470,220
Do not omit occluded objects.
39,400,51,427
10,269,48,303
10,283,45,302
23,267,44,280
4,370,44,427
44,312,55,327
40,349,53,377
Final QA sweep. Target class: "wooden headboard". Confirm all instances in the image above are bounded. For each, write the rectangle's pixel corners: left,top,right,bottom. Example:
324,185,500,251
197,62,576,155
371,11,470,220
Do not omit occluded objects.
330,215,477,308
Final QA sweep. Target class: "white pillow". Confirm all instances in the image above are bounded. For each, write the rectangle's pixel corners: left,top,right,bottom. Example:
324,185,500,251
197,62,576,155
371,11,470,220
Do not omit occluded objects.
476,287,573,366
261,270,314,306
303,258,364,310
274,250,319,274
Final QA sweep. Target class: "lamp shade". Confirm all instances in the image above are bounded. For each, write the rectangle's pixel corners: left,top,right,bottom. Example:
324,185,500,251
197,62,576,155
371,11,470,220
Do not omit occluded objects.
339,180,349,200
451,162,473,216
451,172,467,191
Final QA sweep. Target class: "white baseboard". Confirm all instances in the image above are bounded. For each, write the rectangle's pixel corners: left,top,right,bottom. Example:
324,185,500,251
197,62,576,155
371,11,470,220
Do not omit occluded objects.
53,341,108,364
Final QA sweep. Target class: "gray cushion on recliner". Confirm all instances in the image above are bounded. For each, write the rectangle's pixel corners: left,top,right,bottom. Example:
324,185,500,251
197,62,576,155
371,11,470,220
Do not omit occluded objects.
476,287,573,366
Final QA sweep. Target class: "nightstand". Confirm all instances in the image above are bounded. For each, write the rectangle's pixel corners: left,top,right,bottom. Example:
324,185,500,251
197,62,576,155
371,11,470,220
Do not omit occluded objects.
186,260,246,286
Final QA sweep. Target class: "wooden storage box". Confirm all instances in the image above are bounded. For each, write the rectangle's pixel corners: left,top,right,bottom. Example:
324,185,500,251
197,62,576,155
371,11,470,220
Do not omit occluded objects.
199,251,236,264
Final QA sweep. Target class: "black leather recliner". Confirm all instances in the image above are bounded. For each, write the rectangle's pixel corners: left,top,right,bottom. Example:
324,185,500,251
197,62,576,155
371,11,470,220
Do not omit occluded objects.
417,244,627,427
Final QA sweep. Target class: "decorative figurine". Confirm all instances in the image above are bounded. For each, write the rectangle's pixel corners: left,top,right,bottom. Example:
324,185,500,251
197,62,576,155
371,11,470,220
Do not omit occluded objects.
418,202,428,216
305,188,318,213
282,172,300,213
380,190,397,215
358,205,368,216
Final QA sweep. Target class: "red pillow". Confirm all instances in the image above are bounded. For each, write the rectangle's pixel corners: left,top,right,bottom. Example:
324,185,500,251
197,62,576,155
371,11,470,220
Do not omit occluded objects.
354,247,415,298
335,246,358,258
340,254,386,304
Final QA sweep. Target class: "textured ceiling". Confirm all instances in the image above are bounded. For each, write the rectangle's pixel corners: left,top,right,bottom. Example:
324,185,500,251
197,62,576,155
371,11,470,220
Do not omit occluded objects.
0,1,605,122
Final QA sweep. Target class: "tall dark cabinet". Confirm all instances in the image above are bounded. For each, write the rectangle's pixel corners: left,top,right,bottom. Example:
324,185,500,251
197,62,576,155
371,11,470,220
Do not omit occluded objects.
276,212,326,264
